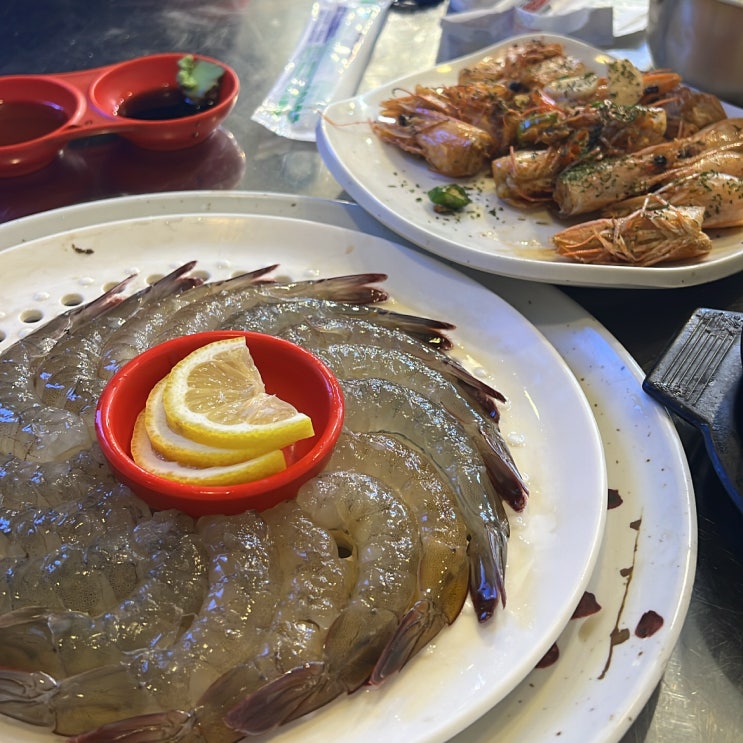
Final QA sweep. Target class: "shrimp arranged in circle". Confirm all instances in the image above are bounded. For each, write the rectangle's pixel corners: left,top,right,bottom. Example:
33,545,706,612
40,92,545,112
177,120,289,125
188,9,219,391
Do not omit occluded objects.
0,263,526,741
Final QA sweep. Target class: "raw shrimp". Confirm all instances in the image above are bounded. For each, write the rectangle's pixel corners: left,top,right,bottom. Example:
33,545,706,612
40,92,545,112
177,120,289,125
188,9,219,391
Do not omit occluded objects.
328,431,470,683
605,171,743,228
69,500,351,743
0,509,206,619
224,468,421,735
339,377,509,622
0,511,275,736
0,446,119,513
0,277,131,462
553,203,711,266
98,272,388,379
0,264,520,741
219,296,456,350
277,315,505,418
306,341,527,510
35,261,204,418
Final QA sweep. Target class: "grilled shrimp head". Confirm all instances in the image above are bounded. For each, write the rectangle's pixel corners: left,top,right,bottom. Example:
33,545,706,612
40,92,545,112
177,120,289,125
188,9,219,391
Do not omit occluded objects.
372,110,495,178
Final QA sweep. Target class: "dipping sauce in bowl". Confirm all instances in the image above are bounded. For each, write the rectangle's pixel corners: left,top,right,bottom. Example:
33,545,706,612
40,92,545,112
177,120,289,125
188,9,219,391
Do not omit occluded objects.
90,53,239,150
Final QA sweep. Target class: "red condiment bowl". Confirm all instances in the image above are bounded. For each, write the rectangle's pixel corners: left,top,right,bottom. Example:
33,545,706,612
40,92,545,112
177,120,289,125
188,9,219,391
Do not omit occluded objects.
95,331,345,517
0,76,85,176
89,53,240,150
0,53,240,177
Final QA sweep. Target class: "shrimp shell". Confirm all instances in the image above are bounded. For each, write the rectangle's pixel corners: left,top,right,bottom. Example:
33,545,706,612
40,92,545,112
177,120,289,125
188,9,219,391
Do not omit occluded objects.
340,376,509,622
277,316,504,418
98,272,388,379
0,278,132,462
225,469,421,735
307,341,527,510
604,171,743,228
328,431,470,683
553,203,711,266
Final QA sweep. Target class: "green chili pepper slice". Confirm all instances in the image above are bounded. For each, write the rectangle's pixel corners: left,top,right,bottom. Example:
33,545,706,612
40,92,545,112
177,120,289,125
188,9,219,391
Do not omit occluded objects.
427,184,471,211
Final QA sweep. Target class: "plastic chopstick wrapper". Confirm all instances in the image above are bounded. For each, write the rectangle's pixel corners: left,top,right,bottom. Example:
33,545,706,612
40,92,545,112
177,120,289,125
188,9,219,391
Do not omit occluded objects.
252,0,392,142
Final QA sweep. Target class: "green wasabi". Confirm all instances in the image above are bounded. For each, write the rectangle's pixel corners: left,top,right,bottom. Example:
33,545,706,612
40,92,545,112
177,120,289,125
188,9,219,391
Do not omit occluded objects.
176,55,225,107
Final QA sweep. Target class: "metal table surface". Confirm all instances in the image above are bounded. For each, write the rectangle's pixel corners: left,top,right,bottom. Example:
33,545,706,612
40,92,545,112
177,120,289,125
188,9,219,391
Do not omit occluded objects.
1,2,742,741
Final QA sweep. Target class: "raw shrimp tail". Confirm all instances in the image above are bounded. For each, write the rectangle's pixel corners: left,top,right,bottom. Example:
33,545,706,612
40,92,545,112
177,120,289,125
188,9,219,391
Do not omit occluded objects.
469,521,508,621
291,272,390,304
2,271,132,363
355,306,455,349
0,668,56,727
146,260,202,295
477,420,529,511
65,274,134,331
224,661,331,735
369,599,448,684
226,605,400,735
66,710,197,743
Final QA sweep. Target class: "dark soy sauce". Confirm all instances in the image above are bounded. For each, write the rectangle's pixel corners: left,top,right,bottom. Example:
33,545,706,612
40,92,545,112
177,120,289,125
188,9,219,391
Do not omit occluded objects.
119,88,214,121
0,100,68,145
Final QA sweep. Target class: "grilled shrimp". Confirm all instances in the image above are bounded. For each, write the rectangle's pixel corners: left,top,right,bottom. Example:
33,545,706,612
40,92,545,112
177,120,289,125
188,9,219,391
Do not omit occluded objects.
492,143,582,206
553,203,711,266
553,118,743,216
604,171,743,228
458,39,577,88
648,85,728,138
371,107,496,177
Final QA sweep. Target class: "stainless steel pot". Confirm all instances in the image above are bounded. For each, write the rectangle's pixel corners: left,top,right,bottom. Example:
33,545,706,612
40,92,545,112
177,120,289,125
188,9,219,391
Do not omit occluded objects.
647,0,743,107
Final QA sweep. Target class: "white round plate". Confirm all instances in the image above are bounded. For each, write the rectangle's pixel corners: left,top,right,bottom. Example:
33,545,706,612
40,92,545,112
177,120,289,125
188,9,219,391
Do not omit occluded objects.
0,192,695,743
317,33,743,289
0,196,606,742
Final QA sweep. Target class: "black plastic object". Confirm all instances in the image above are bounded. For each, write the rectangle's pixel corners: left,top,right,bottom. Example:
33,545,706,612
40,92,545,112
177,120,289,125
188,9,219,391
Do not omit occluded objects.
643,308,743,515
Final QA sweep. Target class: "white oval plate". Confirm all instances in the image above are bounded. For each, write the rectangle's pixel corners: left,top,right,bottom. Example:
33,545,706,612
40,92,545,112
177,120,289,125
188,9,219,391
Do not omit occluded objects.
317,33,743,289
0,199,605,742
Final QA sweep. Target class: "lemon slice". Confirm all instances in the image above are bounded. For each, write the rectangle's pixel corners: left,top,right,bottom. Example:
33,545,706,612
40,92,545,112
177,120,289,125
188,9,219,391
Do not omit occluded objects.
131,412,287,486
162,337,315,455
144,378,262,467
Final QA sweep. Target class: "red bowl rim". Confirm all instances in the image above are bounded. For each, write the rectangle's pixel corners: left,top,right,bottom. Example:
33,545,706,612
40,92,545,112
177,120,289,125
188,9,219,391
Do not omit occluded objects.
95,330,344,507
